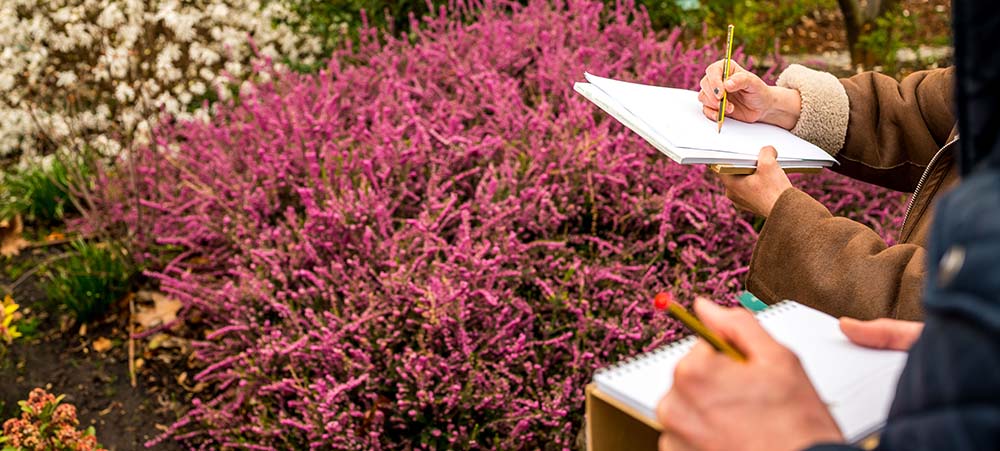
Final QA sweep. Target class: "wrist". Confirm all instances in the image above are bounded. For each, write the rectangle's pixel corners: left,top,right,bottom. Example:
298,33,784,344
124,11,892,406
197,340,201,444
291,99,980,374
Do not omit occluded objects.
761,86,801,130
761,186,794,218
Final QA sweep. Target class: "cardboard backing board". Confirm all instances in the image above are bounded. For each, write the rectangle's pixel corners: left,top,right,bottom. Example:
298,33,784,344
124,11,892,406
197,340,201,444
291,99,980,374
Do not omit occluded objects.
585,384,660,451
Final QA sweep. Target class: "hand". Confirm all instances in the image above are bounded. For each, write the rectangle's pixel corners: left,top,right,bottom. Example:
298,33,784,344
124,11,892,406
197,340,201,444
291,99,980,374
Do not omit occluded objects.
840,317,924,351
656,298,843,451
698,59,801,130
718,146,793,217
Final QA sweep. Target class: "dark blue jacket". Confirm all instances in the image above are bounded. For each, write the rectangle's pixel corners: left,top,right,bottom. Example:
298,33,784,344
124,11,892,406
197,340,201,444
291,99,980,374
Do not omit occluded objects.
808,1,1000,448
806,169,1000,451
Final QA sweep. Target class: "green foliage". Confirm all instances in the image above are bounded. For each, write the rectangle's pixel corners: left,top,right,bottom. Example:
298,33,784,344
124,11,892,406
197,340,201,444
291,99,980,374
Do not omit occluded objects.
277,0,448,71
675,0,832,56
0,158,79,226
44,241,134,323
856,3,916,71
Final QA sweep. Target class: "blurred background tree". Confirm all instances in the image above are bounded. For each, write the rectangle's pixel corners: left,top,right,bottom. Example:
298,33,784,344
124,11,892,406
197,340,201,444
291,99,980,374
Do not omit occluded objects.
838,0,902,66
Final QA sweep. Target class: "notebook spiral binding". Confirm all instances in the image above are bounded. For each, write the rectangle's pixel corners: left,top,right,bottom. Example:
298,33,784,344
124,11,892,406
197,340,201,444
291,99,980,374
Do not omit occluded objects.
595,335,698,379
594,301,798,380
757,300,795,319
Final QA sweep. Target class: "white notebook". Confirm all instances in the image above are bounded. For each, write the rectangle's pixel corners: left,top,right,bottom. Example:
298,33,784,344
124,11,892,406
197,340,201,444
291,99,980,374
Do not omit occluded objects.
593,301,907,443
574,73,837,169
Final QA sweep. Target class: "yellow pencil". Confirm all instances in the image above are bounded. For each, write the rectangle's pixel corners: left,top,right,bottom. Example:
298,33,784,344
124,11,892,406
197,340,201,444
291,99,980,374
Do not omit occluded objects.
717,24,735,134
654,292,746,362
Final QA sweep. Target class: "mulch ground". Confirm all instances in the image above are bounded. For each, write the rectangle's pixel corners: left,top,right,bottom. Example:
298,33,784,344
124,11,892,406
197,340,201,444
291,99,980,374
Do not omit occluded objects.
1,244,190,451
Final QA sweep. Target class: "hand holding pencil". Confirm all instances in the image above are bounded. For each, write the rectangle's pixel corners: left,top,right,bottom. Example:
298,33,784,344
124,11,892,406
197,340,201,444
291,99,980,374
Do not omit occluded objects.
653,294,844,451
696,54,803,132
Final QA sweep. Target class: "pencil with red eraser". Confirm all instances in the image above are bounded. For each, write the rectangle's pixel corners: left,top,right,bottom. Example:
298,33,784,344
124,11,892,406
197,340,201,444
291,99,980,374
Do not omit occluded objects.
653,292,746,362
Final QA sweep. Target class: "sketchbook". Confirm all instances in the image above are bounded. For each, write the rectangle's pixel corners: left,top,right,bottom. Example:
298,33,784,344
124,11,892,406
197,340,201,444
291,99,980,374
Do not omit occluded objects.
592,301,907,444
574,73,837,170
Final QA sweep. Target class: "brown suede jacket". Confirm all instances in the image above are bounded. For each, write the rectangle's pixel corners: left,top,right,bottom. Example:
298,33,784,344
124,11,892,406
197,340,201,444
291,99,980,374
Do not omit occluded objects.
746,65,957,321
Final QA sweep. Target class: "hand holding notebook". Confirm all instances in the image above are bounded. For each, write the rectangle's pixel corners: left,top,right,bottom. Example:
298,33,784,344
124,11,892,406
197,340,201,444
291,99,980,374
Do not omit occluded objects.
656,299,849,451
589,299,910,450
574,73,837,172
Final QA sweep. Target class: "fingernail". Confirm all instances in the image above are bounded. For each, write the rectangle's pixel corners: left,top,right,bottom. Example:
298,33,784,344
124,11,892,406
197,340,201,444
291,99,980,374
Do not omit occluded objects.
727,104,734,113
725,80,735,89
713,87,720,98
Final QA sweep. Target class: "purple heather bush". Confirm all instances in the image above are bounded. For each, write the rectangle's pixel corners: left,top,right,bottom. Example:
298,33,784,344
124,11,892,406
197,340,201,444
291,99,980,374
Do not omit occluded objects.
89,0,903,448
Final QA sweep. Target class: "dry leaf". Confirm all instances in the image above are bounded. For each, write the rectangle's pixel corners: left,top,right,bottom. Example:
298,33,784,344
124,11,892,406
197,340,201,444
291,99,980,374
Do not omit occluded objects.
46,231,66,242
0,215,30,258
134,291,183,329
93,336,113,353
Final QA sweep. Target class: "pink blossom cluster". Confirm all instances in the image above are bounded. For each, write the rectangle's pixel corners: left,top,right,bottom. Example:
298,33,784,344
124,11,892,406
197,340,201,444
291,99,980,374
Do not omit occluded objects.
89,0,902,448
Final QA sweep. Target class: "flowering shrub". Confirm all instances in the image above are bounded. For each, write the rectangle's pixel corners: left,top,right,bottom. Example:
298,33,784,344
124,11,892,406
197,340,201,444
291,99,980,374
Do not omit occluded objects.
89,0,903,448
0,0,322,162
0,388,107,451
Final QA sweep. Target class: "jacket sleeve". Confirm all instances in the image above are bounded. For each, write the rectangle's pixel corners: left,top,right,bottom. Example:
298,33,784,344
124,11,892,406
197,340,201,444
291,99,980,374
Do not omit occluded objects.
777,65,955,192
746,188,925,320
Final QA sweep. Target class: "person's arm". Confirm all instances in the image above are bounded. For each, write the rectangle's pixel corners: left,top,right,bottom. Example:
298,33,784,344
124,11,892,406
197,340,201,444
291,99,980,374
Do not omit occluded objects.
746,185,926,320
778,65,955,192
720,148,925,320
699,62,956,192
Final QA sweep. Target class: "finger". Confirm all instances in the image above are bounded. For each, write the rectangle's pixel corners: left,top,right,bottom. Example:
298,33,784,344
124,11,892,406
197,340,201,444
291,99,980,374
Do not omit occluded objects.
698,88,715,108
757,146,780,171
674,341,716,381
704,61,727,99
839,317,925,351
656,390,707,450
659,431,698,451
702,104,720,121
692,297,776,358
723,71,762,94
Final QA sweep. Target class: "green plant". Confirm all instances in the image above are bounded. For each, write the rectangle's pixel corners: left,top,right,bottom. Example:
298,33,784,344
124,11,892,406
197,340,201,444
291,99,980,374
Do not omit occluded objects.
0,158,78,226
640,0,833,56
44,241,134,323
854,2,916,71
0,388,107,451
276,0,450,71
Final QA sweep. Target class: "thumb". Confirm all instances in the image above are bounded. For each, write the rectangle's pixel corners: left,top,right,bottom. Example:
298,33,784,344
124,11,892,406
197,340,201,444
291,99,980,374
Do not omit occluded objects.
692,297,775,359
724,72,763,94
839,317,924,351
757,145,780,171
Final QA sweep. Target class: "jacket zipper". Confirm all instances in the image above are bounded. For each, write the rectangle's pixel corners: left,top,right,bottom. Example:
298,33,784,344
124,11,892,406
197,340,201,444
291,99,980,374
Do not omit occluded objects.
900,137,960,233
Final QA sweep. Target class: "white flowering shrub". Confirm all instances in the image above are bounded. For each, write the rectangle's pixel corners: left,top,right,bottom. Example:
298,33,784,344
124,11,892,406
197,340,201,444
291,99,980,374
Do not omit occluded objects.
0,0,322,162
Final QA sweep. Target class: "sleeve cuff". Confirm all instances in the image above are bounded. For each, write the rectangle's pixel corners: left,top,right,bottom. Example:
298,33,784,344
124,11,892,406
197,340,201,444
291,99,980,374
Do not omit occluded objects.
776,64,850,156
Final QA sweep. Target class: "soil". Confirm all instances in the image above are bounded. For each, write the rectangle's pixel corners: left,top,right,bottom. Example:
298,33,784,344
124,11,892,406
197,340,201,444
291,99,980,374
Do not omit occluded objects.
1,244,191,451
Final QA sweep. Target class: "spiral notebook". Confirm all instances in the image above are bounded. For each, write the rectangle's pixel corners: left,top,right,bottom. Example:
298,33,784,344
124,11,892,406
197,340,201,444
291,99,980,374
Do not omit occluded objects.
593,301,908,443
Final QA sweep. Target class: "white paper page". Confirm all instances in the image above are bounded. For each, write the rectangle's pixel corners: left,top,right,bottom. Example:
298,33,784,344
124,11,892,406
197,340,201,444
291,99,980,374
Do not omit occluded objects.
584,73,836,164
593,302,907,443
574,82,821,166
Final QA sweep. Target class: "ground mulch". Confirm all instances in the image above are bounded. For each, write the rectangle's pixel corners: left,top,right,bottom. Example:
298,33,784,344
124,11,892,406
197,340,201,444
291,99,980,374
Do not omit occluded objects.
1,245,190,451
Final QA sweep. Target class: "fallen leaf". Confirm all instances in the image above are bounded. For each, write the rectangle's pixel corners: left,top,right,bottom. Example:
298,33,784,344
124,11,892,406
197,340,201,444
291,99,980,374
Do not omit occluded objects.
92,336,113,353
46,231,66,242
0,215,30,258
134,291,183,329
